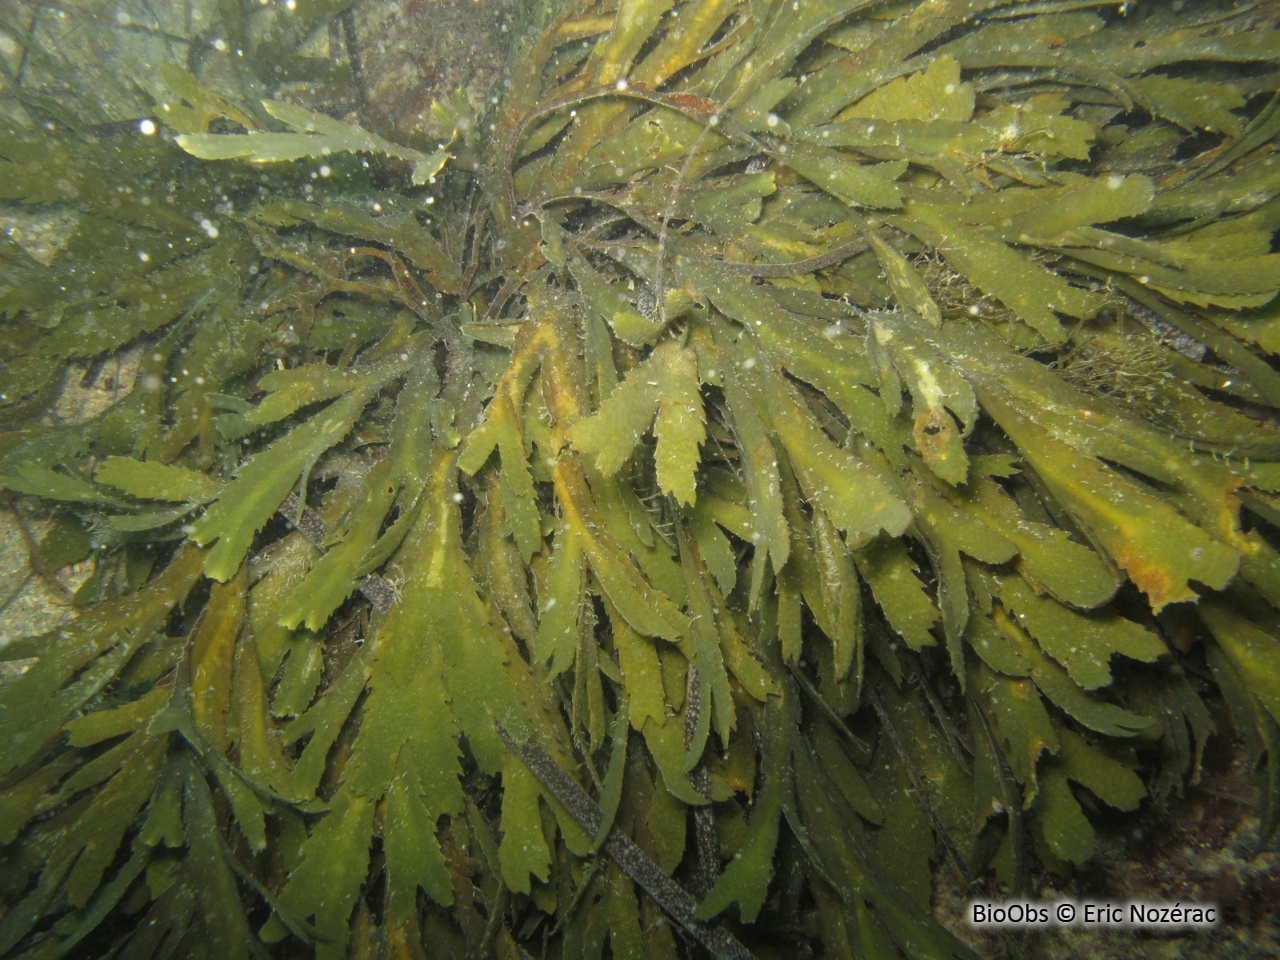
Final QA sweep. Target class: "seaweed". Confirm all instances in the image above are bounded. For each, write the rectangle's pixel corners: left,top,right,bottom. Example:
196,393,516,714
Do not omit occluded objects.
1,1,1278,957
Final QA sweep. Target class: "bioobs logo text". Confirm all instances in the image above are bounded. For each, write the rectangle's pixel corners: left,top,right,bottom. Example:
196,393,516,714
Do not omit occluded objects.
970,902,1053,926
968,899,1218,928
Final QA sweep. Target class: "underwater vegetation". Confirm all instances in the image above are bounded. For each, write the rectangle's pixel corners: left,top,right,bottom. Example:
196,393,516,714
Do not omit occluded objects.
1,0,1280,956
